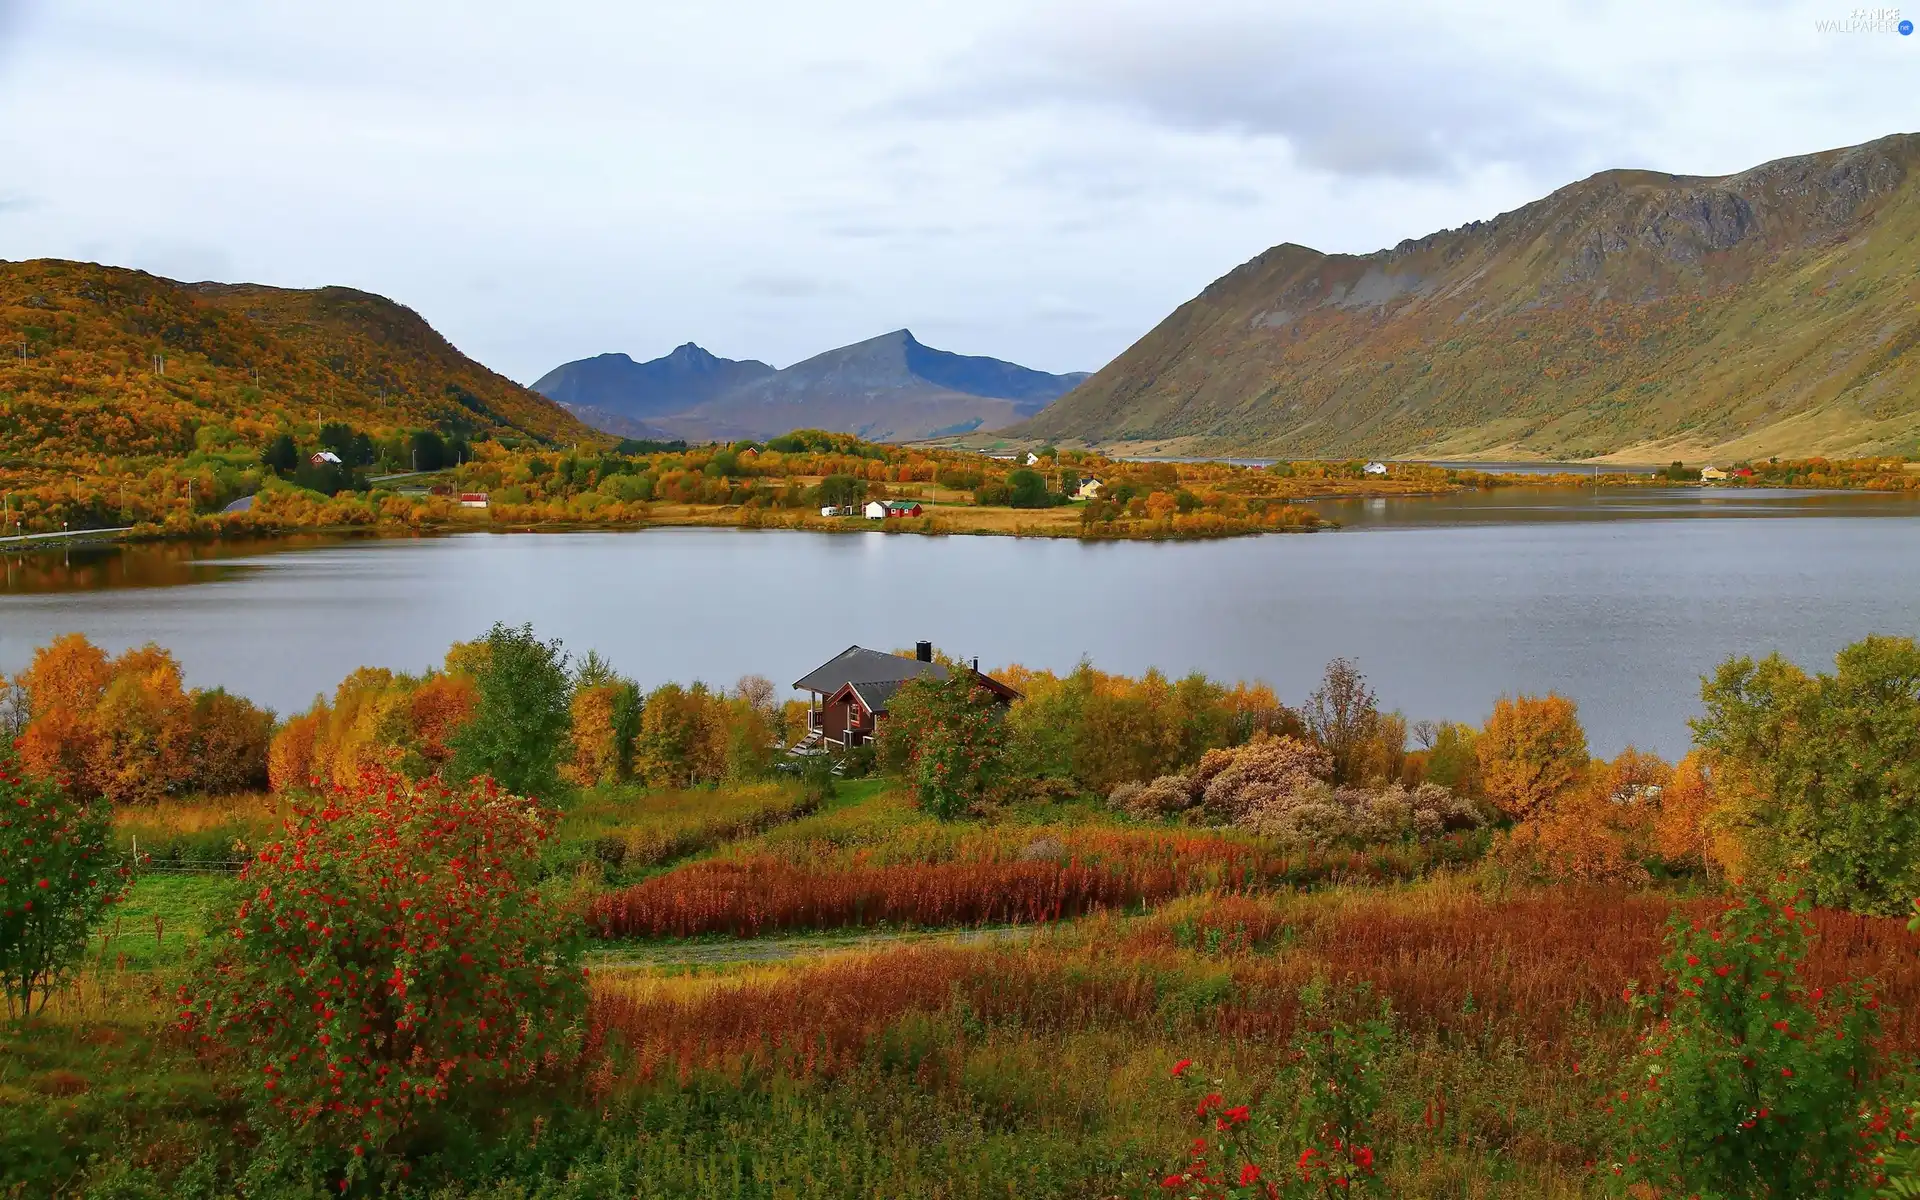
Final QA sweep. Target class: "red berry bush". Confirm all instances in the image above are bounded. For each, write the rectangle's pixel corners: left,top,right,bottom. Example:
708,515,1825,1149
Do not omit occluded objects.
178,769,586,1171
0,743,126,1017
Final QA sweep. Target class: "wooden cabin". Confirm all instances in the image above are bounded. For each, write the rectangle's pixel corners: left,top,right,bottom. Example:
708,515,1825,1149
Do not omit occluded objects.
792,642,1018,748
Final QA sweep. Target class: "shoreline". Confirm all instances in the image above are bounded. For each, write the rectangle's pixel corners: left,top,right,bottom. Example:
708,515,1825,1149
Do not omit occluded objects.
7,475,1918,559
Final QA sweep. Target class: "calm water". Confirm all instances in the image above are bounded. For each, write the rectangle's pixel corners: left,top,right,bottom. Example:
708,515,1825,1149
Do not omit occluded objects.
4,487,1919,757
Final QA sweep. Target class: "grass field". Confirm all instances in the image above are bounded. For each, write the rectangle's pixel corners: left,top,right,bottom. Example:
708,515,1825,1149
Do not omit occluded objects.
7,775,1919,1198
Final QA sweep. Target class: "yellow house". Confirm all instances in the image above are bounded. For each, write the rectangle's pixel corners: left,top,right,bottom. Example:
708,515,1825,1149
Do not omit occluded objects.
1074,477,1105,500
1700,466,1729,482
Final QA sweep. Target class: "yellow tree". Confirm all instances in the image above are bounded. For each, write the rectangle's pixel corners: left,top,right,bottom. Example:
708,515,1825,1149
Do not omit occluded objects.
1654,752,1724,877
1476,693,1589,821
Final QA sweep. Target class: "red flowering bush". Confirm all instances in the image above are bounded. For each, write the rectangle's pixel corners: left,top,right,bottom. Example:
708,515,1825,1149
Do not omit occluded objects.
178,769,586,1176
1161,981,1391,1197
0,743,126,1017
1613,888,1902,1197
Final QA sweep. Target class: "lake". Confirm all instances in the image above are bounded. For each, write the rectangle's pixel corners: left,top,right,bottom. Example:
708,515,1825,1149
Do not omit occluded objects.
5,486,1919,757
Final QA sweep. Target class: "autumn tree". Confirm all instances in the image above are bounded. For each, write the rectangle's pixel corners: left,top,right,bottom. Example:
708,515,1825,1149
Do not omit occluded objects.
447,622,572,799
1653,753,1721,877
562,651,642,788
13,633,112,794
1420,722,1480,795
1693,635,1920,914
1475,693,1589,821
14,635,268,803
1499,748,1663,884
1305,658,1382,785
189,688,274,795
635,682,706,788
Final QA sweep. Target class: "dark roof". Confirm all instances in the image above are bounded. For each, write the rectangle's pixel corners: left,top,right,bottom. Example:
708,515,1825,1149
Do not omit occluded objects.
847,679,907,713
793,645,948,695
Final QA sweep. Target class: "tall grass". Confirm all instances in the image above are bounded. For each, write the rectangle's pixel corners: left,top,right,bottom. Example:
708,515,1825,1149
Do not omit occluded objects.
553,780,822,875
109,793,282,868
587,831,1487,937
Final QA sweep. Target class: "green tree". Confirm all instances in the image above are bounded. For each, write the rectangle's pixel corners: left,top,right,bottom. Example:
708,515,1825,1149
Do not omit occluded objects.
447,622,572,798
262,433,300,474
1007,468,1052,509
1693,635,1920,914
879,670,1009,820
408,429,449,471
1,744,126,1018
816,474,867,508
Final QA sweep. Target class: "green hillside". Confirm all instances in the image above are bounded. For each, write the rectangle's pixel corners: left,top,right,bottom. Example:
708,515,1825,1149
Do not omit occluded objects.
1021,133,1920,462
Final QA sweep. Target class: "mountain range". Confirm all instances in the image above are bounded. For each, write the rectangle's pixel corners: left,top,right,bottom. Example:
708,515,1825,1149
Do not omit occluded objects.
1018,132,1920,462
0,259,592,465
534,330,1089,444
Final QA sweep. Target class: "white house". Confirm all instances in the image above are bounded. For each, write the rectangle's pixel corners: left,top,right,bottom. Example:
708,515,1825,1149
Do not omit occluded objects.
863,500,890,519
819,505,840,517
1362,461,1388,475
1024,452,1041,466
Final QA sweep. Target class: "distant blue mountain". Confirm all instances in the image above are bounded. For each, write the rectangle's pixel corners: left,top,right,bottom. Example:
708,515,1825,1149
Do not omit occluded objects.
532,343,775,421
535,330,1090,443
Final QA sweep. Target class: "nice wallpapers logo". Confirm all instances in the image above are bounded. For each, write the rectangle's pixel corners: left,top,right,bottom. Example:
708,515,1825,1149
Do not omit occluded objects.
1814,7,1915,33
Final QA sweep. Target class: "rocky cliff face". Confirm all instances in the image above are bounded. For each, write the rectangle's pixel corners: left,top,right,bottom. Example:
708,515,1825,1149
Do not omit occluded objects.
1020,133,1920,461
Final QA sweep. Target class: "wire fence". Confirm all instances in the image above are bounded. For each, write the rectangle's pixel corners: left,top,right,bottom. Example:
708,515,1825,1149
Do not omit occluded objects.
135,858,252,875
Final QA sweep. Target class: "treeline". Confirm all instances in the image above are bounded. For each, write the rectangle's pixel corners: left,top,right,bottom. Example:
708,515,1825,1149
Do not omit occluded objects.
0,635,271,802
877,637,1920,916
8,626,1917,921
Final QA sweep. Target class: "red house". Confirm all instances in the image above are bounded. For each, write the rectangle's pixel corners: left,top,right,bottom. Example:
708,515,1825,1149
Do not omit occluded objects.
792,642,1017,748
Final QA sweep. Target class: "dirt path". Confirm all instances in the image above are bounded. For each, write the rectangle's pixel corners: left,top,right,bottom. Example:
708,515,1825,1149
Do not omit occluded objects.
586,924,1040,968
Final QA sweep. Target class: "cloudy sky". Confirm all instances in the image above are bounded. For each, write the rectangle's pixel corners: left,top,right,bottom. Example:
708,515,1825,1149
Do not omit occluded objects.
0,0,1914,382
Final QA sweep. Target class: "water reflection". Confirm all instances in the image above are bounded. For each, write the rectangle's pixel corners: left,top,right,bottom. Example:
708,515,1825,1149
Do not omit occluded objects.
1310,485,1920,528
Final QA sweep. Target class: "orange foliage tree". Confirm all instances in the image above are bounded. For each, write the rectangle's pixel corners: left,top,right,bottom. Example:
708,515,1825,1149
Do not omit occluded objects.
1475,693,1589,821
13,634,270,803
1501,747,1665,884
264,647,479,795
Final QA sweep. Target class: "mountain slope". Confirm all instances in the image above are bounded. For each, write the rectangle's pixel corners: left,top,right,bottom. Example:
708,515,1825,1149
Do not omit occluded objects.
1021,133,1920,461
551,329,1089,443
0,260,594,463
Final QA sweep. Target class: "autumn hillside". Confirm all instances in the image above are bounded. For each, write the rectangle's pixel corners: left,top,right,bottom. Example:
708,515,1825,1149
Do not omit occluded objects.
1020,132,1920,462
0,259,595,467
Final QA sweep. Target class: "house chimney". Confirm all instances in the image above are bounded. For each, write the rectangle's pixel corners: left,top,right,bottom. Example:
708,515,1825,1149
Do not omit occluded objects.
971,656,979,672
915,640,933,662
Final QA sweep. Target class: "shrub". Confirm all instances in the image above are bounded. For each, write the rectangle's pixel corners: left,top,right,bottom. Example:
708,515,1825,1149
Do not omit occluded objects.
1694,635,1920,914
1162,980,1392,1196
178,770,587,1170
1200,736,1332,825
1107,774,1195,820
1614,890,1890,1198
0,743,126,1017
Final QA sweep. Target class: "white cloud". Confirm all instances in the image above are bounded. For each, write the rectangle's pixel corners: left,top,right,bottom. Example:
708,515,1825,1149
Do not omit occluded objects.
0,0,1911,380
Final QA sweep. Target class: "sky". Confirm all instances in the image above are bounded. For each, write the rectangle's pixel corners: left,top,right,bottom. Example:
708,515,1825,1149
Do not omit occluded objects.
0,0,1916,383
